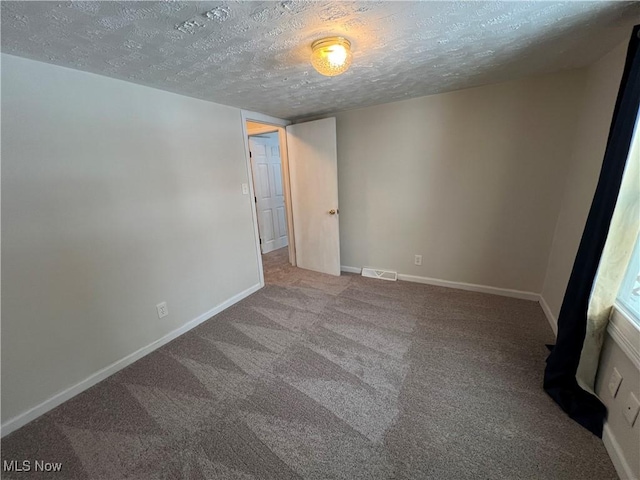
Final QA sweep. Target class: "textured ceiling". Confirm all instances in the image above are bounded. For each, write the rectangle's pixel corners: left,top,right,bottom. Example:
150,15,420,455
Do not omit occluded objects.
2,1,639,120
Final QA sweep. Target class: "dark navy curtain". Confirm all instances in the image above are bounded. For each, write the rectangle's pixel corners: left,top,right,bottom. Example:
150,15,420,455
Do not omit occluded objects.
544,24,640,438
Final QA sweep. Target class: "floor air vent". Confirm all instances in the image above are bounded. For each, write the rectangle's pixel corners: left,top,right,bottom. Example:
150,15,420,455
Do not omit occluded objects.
361,267,398,281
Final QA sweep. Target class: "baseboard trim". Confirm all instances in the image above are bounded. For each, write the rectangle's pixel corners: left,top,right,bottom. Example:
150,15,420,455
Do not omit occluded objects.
539,296,558,336
603,422,638,480
0,282,263,438
340,265,362,274
395,273,539,301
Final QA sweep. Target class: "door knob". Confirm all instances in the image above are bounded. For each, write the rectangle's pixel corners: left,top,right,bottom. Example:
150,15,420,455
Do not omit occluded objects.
329,209,336,215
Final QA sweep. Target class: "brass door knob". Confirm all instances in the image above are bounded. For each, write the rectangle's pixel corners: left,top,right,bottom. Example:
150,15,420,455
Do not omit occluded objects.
329,209,336,215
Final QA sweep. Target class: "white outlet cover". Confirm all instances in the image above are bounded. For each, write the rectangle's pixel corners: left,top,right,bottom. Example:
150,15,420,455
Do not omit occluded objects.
242,183,249,195
623,392,640,427
608,367,623,398
156,302,168,319
414,255,423,266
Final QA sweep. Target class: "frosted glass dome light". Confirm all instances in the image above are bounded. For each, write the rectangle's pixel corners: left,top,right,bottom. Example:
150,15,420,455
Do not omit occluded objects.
310,37,353,77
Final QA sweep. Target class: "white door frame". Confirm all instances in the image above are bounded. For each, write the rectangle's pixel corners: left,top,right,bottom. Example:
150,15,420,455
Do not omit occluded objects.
240,110,296,287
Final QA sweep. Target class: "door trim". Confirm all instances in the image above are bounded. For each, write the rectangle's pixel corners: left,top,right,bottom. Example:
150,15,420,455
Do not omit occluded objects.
240,111,296,283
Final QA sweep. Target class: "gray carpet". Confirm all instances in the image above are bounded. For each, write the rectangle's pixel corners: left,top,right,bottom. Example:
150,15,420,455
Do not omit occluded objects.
1,247,617,479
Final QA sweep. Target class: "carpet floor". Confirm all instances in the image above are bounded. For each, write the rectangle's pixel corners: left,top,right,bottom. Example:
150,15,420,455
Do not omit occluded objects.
1,247,617,479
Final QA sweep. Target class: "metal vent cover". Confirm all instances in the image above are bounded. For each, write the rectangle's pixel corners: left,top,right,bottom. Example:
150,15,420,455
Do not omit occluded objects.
361,268,398,282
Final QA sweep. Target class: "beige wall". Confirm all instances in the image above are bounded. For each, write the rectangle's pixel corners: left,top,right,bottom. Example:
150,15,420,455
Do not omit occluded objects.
541,43,628,320
1,54,260,424
246,121,279,136
336,71,586,293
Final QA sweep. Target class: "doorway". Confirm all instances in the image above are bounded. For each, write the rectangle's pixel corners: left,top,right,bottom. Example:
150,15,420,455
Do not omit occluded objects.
241,111,341,286
244,118,296,272
248,130,288,254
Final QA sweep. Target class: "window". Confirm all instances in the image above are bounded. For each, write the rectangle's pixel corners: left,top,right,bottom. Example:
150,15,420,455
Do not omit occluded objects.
616,232,640,325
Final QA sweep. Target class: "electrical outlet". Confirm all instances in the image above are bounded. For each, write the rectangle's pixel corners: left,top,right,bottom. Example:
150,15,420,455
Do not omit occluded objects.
156,302,168,319
608,367,623,398
241,183,249,195
623,392,640,427
414,255,423,266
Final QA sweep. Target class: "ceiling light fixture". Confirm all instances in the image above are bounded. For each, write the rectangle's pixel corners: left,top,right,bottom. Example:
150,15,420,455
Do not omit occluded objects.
310,37,352,77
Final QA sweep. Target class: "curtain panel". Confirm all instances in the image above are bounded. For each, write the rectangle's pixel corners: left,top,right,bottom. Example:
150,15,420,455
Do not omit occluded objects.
544,24,640,437
579,129,639,390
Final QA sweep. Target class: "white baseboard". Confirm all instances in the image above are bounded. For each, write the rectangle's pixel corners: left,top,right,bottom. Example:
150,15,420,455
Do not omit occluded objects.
603,422,638,480
340,265,362,274
343,265,538,301
539,295,558,336
0,282,263,438
396,273,539,301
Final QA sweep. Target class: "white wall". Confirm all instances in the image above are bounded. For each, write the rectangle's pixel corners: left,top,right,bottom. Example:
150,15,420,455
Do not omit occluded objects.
1,54,260,425
336,71,586,293
541,43,628,321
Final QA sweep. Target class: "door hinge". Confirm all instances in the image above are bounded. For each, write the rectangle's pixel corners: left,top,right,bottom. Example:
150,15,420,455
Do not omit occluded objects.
249,151,252,158
254,196,257,203
259,238,262,244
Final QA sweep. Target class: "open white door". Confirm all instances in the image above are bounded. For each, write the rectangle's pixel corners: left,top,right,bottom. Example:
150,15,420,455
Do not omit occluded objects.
286,117,340,276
